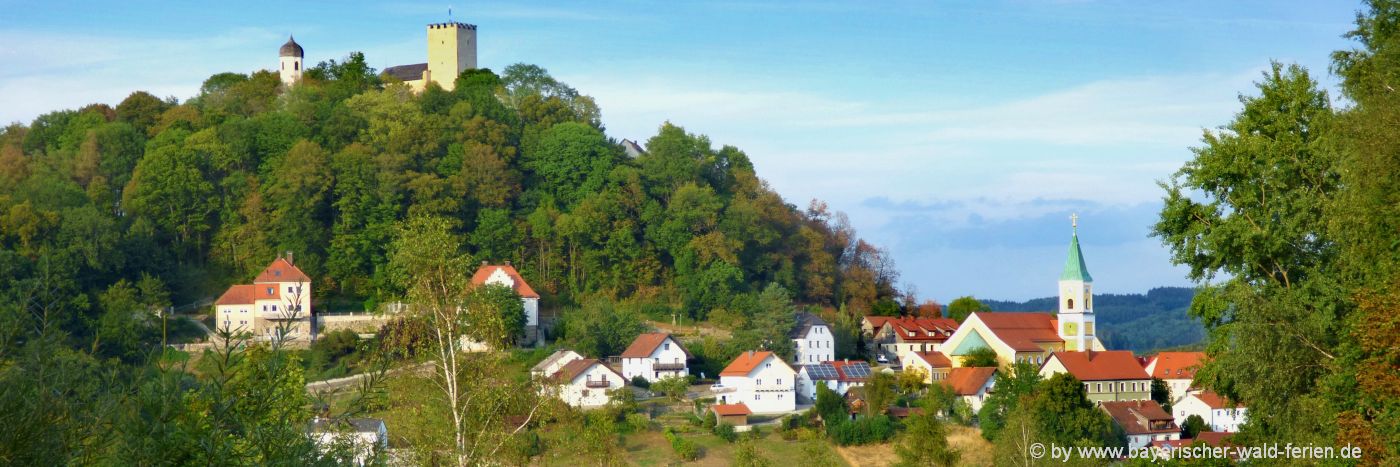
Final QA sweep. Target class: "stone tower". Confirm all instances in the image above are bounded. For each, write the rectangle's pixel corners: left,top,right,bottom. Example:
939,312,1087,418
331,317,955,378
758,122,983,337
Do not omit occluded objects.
425,22,477,91
279,36,304,86
1057,214,1096,351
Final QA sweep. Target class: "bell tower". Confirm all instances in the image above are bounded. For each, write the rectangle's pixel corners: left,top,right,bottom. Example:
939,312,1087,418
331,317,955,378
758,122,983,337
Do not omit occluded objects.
1057,213,1095,351
279,35,304,86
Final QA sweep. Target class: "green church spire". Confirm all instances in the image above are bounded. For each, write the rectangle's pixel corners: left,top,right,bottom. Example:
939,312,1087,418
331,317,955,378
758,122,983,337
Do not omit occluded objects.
1061,214,1092,282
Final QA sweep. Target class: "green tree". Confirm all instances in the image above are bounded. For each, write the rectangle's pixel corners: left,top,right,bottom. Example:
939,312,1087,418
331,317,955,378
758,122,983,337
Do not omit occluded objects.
651,375,690,403
960,346,999,368
732,438,773,467
1150,378,1173,413
862,371,898,417
123,130,215,250
1028,373,1119,448
1182,414,1208,439
558,298,646,357
978,362,1041,441
464,283,526,347
894,401,960,467
946,296,990,322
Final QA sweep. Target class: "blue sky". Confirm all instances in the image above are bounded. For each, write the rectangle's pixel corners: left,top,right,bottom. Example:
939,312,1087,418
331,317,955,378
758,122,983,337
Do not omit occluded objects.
0,1,1363,300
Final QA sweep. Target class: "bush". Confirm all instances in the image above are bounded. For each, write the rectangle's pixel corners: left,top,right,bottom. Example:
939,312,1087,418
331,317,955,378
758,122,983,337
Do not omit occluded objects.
664,427,701,461
702,409,717,429
631,375,651,389
827,415,896,446
714,422,738,443
686,412,704,426
625,413,653,433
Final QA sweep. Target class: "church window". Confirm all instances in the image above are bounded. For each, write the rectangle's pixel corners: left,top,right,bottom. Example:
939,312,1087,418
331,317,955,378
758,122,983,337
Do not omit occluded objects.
294,62,299,71
1067,298,1074,310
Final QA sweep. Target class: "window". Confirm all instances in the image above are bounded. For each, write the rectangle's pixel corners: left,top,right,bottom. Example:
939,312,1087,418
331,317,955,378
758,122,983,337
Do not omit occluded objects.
664,343,670,351
777,379,782,386
1068,298,1074,309
267,287,274,295
287,286,293,293
272,305,278,311
755,394,761,400
294,62,299,71
757,378,762,385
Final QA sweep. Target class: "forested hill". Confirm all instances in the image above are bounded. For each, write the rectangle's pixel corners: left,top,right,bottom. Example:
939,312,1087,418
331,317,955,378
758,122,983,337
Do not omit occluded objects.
982,287,1203,354
0,56,906,360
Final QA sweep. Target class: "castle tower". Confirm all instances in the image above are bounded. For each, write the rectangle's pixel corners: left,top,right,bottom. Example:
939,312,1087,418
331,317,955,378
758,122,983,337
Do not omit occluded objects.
1057,214,1095,352
279,36,304,86
425,22,477,91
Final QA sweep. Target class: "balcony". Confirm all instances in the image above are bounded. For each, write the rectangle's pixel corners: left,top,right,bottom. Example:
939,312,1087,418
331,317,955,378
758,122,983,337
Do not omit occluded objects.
652,362,686,371
585,379,612,388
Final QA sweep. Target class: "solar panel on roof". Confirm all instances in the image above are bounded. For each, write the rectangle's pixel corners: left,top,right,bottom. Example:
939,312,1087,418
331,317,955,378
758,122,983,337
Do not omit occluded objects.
808,363,838,380
843,362,872,379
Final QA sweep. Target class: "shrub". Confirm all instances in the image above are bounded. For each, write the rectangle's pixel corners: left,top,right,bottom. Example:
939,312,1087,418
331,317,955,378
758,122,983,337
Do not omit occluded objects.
664,427,701,461
713,422,738,443
827,415,896,446
702,409,717,429
631,375,651,389
686,412,704,426
625,413,653,433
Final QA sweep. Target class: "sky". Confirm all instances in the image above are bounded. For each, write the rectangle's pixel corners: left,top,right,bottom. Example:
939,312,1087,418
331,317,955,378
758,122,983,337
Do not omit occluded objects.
0,0,1364,301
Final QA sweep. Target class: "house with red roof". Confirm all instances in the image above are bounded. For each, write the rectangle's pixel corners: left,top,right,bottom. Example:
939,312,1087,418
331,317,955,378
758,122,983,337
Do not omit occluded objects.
711,403,753,427
873,316,959,362
1101,400,1181,448
1173,390,1247,432
1144,351,1206,402
1040,350,1152,403
715,351,796,413
215,254,312,341
550,358,625,408
900,350,953,385
620,333,689,383
795,359,872,402
470,262,540,344
942,366,998,411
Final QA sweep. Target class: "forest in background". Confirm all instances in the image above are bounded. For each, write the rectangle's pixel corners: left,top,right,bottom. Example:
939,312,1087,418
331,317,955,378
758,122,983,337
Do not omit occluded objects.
982,287,1203,354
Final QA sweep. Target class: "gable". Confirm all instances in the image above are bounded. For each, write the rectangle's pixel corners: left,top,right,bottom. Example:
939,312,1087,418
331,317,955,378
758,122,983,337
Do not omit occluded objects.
950,328,993,356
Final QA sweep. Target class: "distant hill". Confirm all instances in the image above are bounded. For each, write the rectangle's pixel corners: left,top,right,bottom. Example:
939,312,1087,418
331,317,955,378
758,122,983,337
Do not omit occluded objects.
982,287,1204,354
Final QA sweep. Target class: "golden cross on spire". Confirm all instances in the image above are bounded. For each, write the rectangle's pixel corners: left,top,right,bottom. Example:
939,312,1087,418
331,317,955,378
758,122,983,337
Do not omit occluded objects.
1070,213,1079,231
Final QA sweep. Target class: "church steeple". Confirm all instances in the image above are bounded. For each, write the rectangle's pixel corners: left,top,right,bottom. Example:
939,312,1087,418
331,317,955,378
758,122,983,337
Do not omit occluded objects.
1061,214,1093,282
1057,213,1096,351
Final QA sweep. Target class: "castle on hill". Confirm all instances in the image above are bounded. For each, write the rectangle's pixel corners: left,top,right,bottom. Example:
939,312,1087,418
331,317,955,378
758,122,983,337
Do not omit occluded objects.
277,20,478,92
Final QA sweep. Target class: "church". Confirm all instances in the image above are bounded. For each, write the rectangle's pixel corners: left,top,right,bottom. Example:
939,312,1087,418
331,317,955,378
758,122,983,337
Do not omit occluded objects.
277,20,479,91
939,216,1107,368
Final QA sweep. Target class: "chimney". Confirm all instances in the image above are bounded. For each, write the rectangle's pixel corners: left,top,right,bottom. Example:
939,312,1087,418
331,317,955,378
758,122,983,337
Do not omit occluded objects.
505,260,511,266
481,260,488,266
286,251,294,265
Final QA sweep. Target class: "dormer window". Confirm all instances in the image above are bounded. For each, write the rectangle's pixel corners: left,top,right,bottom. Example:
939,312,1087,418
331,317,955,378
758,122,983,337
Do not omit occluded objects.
266,287,274,295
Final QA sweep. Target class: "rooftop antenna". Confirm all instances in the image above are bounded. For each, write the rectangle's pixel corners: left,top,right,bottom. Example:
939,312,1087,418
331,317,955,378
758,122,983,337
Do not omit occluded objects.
448,5,453,22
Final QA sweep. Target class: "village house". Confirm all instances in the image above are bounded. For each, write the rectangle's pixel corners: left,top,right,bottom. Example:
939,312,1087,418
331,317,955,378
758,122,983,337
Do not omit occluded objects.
215,255,313,342
1101,400,1181,449
470,262,540,344
551,358,625,408
1173,390,1248,432
790,312,834,365
307,417,387,466
900,350,953,385
531,349,583,379
943,366,998,412
861,315,897,337
1040,350,1153,403
620,333,689,383
711,403,752,429
795,360,872,403
1144,351,1205,402
872,316,958,362
715,351,796,414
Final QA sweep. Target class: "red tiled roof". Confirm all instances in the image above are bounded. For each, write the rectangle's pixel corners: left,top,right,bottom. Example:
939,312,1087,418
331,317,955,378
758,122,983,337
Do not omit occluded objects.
1048,351,1149,381
1101,400,1178,435
908,351,952,368
551,358,622,383
216,284,256,305
886,317,959,342
620,333,689,358
254,257,310,283
863,316,897,329
254,284,280,301
712,403,752,417
470,264,539,298
972,312,1063,352
722,351,781,376
1194,432,1235,447
1192,391,1241,409
1149,351,1206,380
944,367,997,395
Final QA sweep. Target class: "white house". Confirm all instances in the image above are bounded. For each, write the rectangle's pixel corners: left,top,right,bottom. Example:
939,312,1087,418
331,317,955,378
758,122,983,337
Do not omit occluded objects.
796,360,871,402
307,417,387,466
790,312,834,365
215,254,312,341
1144,351,1206,402
943,367,997,412
471,262,540,344
531,349,584,378
1174,390,1248,433
551,358,625,408
1101,400,1181,449
716,351,796,414
620,333,690,383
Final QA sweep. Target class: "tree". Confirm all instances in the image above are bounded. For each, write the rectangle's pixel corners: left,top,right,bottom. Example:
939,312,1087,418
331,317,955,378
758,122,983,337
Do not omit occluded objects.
115,91,168,136
1150,378,1173,413
894,401,960,467
1182,414,1208,439
978,362,1041,441
992,404,1043,467
651,375,690,403
815,383,847,425
946,296,990,322
862,371,898,417
736,283,798,361
732,438,773,467
463,283,526,347
960,346,999,368
558,298,646,358
1027,373,1119,448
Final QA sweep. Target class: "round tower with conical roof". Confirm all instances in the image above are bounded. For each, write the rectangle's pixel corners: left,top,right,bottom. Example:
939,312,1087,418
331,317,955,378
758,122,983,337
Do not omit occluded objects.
279,35,304,86
1057,213,1096,351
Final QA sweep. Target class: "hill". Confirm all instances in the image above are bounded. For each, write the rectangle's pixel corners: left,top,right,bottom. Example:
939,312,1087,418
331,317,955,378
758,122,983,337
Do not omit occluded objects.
982,286,1204,354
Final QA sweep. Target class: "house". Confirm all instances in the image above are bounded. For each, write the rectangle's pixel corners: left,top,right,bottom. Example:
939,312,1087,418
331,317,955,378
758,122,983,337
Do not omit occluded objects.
796,360,872,402
943,367,997,412
551,358,625,408
531,349,584,378
900,351,953,385
1173,390,1247,432
861,315,897,336
470,262,540,344
715,351,796,414
1040,351,1152,403
620,333,689,383
621,139,645,158
307,417,387,466
1144,351,1206,402
1100,400,1180,449
215,254,313,342
790,312,834,365
873,316,958,362
939,224,1107,366
711,403,752,428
